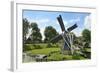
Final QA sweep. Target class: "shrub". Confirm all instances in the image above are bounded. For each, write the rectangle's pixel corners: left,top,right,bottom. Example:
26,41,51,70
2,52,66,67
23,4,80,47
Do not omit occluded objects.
46,43,52,48
62,55,73,60
33,44,43,49
72,55,80,60
72,51,87,60
54,43,59,48
23,44,33,52
84,42,89,48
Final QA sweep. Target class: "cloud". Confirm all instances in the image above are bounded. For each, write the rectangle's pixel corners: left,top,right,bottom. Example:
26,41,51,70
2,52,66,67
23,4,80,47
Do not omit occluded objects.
84,15,91,30
37,19,50,24
29,18,50,26
73,28,83,37
69,17,80,23
63,18,80,29
63,20,68,25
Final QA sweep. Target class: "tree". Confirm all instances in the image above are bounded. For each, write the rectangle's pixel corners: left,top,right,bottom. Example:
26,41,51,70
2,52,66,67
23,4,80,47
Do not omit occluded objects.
44,26,58,43
82,29,91,47
75,36,83,48
31,23,42,43
23,18,30,43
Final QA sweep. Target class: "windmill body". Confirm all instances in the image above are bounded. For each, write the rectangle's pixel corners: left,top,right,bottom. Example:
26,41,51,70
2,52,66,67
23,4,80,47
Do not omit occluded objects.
51,15,78,55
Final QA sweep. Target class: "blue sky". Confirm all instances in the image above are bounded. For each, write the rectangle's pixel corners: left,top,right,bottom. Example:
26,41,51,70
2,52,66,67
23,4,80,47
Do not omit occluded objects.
23,10,91,40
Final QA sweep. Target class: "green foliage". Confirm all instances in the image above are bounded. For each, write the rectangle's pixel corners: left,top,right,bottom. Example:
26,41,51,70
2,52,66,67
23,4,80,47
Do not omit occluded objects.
29,47,60,55
46,43,52,48
81,48,91,59
55,43,59,48
23,43,90,62
23,44,33,52
84,42,89,48
82,29,91,42
62,55,73,60
47,52,73,61
33,44,43,49
72,54,81,60
26,38,32,44
62,50,71,55
44,26,58,43
30,23,42,43
82,29,91,47
72,52,83,60
46,43,59,48
72,48,91,60
23,18,30,36
23,18,30,43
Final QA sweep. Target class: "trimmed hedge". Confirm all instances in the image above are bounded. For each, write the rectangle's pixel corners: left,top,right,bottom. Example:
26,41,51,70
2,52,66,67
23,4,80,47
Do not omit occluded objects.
23,44,33,52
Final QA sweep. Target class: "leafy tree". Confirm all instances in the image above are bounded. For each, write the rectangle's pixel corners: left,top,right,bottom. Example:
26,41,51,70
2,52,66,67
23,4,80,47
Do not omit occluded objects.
75,36,83,48
31,23,42,43
82,29,91,42
44,26,58,43
82,29,91,47
23,18,30,43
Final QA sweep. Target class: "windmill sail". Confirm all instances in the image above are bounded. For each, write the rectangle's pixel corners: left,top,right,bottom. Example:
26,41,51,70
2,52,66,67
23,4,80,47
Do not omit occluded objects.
50,15,78,55
50,34,62,43
57,15,65,31
67,24,77,32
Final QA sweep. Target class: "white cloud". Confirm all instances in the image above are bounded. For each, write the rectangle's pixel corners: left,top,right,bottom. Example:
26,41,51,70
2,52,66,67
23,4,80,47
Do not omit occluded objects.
29,18,50,25
84,15,91,30
63,20,68,25
37,19,50,24
73,28,83,37
69,17,80,23
63,18,80,30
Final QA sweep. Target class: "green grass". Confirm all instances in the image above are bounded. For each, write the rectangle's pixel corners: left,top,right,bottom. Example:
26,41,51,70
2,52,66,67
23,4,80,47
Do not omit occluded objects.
27,47,60,55
23,44,91,62
47,53,73,61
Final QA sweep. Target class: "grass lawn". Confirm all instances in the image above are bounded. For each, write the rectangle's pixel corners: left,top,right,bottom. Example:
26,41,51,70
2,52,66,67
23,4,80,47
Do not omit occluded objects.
27,47,60,55
23,44,91,62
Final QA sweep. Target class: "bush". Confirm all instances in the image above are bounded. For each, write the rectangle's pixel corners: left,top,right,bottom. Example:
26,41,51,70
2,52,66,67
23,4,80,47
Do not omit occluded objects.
84,42,89,48
72,51,81,60
23,44,43,52
46,43,52,48
62,55,73,60
81,48,91,59
47,51,73,61
54,43,59,48
23,44,33,52
33,44,43,49
72,55,80,60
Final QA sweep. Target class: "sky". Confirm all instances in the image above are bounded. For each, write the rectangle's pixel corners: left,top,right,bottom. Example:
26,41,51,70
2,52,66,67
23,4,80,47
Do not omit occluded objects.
23,10,91,40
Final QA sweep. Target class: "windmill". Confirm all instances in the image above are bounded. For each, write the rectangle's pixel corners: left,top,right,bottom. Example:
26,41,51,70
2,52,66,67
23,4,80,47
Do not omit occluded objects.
50,15,78,55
